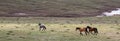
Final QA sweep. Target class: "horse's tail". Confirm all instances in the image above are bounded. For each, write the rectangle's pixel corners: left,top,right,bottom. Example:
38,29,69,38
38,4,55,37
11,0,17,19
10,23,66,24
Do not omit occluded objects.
45,26,46,29
76,27,80,31
94,28,98,33
75,28,77,31
43,26,46,31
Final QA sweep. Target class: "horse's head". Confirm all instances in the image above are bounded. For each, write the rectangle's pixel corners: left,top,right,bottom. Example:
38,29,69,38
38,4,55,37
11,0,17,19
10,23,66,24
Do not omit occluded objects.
39,23,41,25
86,26,92,29
76,27,80,31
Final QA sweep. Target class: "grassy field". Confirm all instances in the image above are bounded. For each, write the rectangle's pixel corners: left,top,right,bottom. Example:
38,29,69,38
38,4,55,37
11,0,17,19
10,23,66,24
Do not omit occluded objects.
0,17,120,41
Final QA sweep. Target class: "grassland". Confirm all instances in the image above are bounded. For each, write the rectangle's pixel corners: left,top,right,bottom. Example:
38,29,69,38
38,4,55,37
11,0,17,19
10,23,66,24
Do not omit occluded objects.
0,16,120,41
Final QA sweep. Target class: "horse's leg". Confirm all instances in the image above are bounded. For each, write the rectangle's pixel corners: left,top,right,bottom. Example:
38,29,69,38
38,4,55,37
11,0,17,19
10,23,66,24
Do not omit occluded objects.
95,33,97,35
80,32,83,35
85,31,90,35
42,28,44,31
44,27,46,31
42,27,46,31
41,26,45,31
80,33,83,35
90,31,94,35
85,32,88,35
85,28,88,35
95,28,98,35
94,31,98,35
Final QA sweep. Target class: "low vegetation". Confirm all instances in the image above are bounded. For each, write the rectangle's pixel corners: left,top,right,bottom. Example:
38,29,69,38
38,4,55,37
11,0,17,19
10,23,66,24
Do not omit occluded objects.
0,17,120,41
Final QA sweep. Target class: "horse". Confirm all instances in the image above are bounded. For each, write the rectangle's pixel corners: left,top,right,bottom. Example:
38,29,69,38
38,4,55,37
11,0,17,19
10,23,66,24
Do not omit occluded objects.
75,27,89,35
39,23,46,31
86,26,98,35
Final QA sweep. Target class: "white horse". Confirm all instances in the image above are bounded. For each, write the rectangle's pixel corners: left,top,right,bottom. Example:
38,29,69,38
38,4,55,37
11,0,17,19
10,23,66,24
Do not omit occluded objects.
39,23,46,31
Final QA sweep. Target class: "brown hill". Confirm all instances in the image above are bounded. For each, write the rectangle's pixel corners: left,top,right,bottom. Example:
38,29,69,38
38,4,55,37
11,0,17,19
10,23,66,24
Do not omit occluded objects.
0,0,120,17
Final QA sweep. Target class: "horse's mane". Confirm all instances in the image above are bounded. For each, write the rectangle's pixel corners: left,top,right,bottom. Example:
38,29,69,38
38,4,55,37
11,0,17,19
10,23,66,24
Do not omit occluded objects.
86,26,92,29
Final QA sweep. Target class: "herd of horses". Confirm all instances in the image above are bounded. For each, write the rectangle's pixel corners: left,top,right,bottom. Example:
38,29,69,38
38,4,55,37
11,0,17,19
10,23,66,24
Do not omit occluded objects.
76,26,98,35
39,23,98,35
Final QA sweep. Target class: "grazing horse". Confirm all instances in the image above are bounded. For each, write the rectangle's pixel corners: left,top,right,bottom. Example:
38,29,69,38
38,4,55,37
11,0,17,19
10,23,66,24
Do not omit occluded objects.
39,23,46,31
86,26,98,35
76,27,89,35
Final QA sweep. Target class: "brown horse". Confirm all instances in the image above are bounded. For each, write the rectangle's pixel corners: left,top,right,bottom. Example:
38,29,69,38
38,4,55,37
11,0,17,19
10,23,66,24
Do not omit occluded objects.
86,26,98,35
76,27,89,35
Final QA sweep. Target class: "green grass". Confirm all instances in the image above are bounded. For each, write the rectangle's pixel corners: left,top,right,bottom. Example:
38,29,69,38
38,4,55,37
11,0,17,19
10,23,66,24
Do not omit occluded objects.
0,24,120,41
0,17,120,41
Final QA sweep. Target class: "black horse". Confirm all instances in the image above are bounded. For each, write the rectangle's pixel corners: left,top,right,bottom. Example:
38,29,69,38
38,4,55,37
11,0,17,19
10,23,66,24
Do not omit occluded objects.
39,23,46,31
86,26,98,35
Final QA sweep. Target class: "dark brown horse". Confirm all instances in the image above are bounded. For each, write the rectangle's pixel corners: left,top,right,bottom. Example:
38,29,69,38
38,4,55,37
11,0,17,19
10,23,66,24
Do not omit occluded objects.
76,27,89,35
86,26,98,35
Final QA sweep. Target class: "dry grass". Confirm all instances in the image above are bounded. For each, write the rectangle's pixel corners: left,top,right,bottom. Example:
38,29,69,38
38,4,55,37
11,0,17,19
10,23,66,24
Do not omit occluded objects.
0,17,120,41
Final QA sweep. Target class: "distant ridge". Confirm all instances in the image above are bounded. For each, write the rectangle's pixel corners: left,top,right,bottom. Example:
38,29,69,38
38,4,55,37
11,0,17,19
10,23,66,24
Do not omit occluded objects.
0,0,120,17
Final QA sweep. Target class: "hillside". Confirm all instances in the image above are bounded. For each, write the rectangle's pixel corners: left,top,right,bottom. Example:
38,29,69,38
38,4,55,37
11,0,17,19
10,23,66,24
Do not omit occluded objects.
0,0,120,17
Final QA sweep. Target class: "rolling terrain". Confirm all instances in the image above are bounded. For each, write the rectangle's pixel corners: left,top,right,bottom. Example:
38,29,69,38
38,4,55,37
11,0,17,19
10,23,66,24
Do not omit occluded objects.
0,0,120,17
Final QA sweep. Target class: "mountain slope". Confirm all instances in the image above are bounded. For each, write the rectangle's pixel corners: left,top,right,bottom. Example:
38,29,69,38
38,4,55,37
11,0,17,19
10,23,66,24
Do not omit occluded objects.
0,0,120,17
